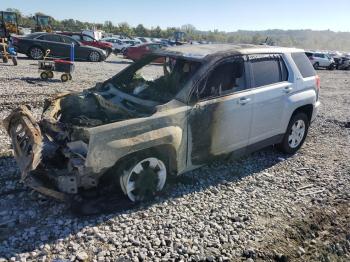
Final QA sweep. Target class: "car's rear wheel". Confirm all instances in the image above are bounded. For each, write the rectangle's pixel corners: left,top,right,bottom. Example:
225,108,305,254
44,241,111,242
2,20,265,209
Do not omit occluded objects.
119,156,167,202
29,47,44,60
278,113,309,154
88,51,101,62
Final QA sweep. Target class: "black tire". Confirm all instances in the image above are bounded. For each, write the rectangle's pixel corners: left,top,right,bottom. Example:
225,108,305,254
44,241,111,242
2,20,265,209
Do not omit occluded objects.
278,113,309,154
328,63,335,70
88,51,101,62
47,71,54,78
105,48,112,57
68,74,72,80
40,71,48,80
12,56,18,66
29,46,44,60
61,74,69,82
2,56,8,63
313,62,319,70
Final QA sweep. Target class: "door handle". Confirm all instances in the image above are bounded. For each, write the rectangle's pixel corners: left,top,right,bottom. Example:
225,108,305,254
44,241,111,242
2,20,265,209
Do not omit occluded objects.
284,86,293,93
238,97,251,105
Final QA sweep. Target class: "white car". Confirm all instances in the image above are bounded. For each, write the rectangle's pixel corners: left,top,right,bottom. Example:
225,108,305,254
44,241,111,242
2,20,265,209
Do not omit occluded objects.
305,51,335,70
5,45,320,202
101,37,135,53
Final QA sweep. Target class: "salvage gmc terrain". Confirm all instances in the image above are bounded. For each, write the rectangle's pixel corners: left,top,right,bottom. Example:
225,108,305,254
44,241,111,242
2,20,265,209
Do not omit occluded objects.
4,44,320,202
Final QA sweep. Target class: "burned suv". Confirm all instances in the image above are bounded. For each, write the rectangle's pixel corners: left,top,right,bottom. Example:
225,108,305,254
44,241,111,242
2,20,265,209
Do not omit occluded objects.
4,44,320,202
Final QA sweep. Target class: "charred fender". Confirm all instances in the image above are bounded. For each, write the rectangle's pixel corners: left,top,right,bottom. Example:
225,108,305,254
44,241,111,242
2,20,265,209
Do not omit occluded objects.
86,126,183,174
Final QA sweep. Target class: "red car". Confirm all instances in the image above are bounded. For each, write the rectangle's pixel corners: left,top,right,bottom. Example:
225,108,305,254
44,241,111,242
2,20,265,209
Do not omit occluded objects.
59,32,113,57
124,43,166,62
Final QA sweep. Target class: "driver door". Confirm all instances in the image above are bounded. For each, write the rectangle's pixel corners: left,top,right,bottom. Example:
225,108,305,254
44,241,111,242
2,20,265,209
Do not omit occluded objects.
188,56,254,165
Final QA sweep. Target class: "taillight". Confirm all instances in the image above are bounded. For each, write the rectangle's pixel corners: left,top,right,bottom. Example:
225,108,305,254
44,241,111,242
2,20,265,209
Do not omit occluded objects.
316,75,320,89
315,75,320,100
309,56,314,60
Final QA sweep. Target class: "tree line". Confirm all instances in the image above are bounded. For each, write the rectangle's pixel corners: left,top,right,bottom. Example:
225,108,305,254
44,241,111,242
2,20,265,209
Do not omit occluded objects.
4,8,350,51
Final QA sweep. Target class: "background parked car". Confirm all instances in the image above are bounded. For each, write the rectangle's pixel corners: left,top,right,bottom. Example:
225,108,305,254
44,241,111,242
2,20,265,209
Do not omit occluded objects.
102,37,140,54
59,32,113,57
123,43,166,61
13,33,107,62
335,56,350,70
305,51,335,70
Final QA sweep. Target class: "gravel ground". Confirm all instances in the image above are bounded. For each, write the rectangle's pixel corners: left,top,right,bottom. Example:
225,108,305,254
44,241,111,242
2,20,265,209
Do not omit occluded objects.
0,55,349,262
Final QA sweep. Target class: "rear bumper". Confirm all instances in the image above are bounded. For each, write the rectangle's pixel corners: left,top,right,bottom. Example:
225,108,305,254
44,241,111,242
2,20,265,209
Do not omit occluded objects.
311,100,321,123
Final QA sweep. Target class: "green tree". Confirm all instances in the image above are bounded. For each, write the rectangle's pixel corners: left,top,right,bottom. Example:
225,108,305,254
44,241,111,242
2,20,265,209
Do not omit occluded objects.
103,21,114,33
117,22,133,37
134,24,149,37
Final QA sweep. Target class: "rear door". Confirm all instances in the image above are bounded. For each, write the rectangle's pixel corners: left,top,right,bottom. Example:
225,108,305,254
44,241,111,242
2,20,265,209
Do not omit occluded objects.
61,35,85,60
248,54,291,145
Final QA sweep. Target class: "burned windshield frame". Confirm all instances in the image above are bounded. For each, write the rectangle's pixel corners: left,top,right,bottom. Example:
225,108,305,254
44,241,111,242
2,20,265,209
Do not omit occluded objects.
107,54,202,103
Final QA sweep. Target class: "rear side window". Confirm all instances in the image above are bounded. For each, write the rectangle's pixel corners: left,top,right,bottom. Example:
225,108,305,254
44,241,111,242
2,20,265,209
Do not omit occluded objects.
70,35,81,41
305,52,313,57
38,34,62,42
61,36,76,44
250,56,288,87
291,52,316,78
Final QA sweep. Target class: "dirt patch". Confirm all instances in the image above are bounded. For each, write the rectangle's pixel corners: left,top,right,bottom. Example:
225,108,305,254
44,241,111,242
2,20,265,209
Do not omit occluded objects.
255,202,350,261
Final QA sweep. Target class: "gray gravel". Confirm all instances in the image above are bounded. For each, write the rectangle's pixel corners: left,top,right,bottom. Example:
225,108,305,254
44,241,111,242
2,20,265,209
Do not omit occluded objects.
0,56,349,261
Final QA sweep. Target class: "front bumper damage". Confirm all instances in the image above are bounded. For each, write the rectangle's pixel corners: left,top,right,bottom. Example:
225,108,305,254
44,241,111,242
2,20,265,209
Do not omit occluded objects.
3,104,96,202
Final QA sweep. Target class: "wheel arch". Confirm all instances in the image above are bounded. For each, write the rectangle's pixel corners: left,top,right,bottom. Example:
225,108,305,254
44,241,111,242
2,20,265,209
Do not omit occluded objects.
98,144,178,186
291,104,313,123
111,144,178,176
28,45,45,58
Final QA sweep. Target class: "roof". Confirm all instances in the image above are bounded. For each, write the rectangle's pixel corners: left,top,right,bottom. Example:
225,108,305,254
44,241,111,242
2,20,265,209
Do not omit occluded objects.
158,44,304,60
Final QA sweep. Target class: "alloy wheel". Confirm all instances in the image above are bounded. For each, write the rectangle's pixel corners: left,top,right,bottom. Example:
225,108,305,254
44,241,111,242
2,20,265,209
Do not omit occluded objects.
288,119,306,148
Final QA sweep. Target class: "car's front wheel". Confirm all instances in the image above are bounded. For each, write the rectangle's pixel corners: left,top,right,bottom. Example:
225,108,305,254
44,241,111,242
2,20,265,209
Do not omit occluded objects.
29,47,44,60
105,48,112,57
313,62,320,70
88,51,101,62
119,156,167,202
278,113,309,154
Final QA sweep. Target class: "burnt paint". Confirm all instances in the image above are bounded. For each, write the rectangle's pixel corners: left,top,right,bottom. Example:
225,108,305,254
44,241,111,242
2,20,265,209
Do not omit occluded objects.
189,102,219,165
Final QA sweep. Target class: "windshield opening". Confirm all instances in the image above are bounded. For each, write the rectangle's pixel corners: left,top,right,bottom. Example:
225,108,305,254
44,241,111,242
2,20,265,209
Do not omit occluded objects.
109,55,201,104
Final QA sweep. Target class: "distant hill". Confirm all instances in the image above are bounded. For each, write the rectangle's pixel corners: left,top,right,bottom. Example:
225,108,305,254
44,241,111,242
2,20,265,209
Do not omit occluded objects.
223,29,350,51
4,8,350,51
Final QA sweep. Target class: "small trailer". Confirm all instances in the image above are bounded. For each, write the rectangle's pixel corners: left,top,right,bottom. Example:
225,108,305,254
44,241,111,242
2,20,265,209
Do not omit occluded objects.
38,44,75,82
38,59,74,82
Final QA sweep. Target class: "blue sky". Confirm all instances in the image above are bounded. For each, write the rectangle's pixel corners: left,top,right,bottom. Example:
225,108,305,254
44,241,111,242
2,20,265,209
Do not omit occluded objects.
1,0,349,32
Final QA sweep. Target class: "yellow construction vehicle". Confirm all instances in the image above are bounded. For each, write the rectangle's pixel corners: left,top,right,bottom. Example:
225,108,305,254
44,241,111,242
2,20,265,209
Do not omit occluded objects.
0,11,19,38
34,15,52,33
0,11,18,65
